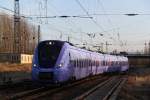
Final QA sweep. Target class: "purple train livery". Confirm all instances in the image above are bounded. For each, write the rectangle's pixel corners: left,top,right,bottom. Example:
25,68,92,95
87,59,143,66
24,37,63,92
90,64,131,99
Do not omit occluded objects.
32,40,129,83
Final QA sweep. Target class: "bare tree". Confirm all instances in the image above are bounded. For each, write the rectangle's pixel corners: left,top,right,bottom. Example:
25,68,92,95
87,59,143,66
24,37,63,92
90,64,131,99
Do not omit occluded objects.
0,13,38,54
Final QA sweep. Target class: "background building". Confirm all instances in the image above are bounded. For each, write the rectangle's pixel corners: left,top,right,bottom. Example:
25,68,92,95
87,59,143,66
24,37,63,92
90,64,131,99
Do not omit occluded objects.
0,13,38,63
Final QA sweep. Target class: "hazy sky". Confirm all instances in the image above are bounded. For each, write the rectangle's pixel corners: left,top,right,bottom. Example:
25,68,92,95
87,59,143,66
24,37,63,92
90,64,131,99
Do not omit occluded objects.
0,0,150,52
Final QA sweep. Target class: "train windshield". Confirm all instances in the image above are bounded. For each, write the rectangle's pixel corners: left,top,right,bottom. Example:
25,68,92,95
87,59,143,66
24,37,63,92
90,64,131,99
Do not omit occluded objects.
38,41,64,68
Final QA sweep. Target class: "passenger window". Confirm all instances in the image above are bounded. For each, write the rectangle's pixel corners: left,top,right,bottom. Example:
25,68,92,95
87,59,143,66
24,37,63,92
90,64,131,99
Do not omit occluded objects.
81,60,83,68
84,59,86,67
75,60,77,67
81,59,82,67
77,59,78,67
80,60,82,68
81,60,82,68
105,61,107,66
79,60,80,67
83,60,84,67
102,61,104,66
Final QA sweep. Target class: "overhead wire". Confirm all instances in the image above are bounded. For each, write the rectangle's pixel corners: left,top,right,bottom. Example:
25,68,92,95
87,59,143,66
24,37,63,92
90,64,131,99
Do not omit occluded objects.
43,1,88,44
1,0,149,52
0,5,14,13
75,0,104,31
97,0,117,41
75,0,121,48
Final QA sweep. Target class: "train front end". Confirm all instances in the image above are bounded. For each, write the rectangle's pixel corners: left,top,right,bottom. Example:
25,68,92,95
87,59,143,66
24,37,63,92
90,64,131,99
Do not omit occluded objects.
32,40,64,83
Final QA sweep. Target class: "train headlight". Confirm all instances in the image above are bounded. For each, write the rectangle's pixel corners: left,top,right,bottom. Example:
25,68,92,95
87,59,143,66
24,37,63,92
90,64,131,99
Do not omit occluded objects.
33,64,37,67
58,63,63,67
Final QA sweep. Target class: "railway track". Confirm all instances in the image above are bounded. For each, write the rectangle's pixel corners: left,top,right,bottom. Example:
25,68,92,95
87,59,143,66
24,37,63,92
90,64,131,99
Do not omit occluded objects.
0,79,45,99
8,75,109,100
0,79,32,90
3,74,127,100
75,75,127,100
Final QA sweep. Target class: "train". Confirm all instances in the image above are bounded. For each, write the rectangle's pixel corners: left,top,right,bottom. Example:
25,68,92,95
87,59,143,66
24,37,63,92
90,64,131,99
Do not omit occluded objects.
32,40,129,83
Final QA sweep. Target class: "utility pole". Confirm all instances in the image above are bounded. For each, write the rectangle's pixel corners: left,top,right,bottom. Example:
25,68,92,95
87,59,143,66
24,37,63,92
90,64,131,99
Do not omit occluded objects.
105,41,108,53
67,35,70,43
144,42,147,54
38,25,40,43
14,0,21,53
101,43,104,52
149,41,150,54
67,36,70,42
105,41,112,53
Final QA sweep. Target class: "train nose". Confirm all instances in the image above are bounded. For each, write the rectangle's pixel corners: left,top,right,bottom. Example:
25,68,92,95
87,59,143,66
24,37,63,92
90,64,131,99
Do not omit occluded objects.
38,72,54,81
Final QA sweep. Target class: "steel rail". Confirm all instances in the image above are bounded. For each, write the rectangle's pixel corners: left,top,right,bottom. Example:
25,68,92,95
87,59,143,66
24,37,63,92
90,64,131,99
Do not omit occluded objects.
74,75,127,100
74,76,115,100
9,75,107,100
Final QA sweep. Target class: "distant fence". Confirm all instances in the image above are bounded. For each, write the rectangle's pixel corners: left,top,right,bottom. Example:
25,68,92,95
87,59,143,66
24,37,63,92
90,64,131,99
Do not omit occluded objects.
0,72,31,85
0,53,33,64
127,54,150,67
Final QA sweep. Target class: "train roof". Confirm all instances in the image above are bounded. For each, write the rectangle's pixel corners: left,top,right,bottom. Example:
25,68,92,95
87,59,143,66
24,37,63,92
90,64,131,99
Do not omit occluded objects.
39,40,74,46
39,40,127,59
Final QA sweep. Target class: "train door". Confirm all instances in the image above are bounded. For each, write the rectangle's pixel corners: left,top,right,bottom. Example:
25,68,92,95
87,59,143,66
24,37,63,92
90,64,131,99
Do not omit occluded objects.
68,51,75,79
81,52,87,78
84,53,89,77
104,54,108,72
93,54,97,75
89,53,93,75
99,54,105,74
79,53,84,78
95,55,98,75
71,50,78,79
96,54,100,74
87,53,91,76
78,51,85,78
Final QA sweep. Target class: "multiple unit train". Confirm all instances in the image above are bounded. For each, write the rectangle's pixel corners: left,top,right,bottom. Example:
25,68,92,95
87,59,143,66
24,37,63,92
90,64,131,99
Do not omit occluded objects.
32,40,129,83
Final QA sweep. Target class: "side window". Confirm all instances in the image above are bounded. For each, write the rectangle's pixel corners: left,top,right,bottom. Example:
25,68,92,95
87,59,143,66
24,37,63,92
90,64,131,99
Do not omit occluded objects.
96,61,97,66
85,59,88,67
97,61,99,66
77,59,79,67
69,52,71,60
99,61,100,66
81,59,82,67
106,61,108,66
82,59,85,67
75,59,77,67
84,59,86,67
83,59,85,67
103,61,105,66
72,60,74,66
80,60,82,68
78,59,80,68
80,59,83,68
91,60,93,66
90,60,92,66
104,61,106,66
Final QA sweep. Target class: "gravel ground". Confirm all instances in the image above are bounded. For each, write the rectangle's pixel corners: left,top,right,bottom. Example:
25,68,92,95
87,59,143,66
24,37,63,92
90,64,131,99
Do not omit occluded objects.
118,67,150,100
0,63,31,85
0,63,31,72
